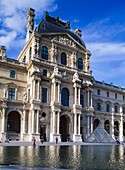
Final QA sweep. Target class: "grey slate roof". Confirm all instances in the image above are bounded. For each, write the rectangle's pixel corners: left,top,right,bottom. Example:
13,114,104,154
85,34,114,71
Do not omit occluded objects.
35,20,86,48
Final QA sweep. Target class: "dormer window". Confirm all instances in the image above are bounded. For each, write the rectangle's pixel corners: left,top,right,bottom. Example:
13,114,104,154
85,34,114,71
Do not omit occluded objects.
61,52,67,65
77,58,83,70
10,70,16,78
41,46,48,60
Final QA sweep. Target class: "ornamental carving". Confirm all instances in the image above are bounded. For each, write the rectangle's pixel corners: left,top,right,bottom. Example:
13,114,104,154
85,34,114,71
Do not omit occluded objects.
58,36,76,47
50,44,58,62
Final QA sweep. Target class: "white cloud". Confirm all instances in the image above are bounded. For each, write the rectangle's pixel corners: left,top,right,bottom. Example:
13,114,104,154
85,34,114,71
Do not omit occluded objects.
0,0,57,49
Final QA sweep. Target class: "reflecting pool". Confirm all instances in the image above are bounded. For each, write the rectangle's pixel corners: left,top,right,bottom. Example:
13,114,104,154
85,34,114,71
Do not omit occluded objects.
0,145,125,170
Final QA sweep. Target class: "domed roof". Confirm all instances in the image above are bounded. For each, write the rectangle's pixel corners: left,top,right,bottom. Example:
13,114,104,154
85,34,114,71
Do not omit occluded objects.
35,13,86,48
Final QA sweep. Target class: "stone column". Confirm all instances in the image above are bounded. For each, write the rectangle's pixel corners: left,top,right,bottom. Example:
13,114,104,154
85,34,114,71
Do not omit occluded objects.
37,80,40,100
78,114,81,134
32,80,35,99
36,110,39,134
1,107,6,133
78,88,80,105
87,115,90,136
74,87,77,104
57,111,60,134
111,104,115,139
31,110,35,134
23,109,26,134
52,111,55,134
53,82,56,101
74,113,77,134
119,106,123,141
90,116,93,133
58,83,60,102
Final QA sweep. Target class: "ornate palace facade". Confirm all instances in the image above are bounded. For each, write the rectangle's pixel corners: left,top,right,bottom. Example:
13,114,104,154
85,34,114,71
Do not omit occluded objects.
0,8,125,142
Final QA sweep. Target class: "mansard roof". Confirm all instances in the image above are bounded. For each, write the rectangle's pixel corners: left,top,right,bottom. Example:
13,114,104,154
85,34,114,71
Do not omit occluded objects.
35,12,86,48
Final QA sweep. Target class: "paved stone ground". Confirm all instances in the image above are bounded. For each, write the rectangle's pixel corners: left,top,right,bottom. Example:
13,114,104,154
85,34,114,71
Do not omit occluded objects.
0,141,116,146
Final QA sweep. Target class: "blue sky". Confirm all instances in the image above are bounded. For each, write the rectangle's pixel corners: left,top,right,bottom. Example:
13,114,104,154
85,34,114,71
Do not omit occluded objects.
0,0,125,87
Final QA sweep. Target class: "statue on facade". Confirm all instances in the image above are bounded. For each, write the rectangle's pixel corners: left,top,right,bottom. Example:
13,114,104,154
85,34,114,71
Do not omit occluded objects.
73,71,79,80
50,44,57,62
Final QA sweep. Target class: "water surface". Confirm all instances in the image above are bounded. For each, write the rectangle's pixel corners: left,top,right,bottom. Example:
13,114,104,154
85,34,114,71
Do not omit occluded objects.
0,145,125,170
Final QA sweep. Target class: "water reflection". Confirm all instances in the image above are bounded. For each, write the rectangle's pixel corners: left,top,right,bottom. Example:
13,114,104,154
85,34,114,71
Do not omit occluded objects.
0,145,125,170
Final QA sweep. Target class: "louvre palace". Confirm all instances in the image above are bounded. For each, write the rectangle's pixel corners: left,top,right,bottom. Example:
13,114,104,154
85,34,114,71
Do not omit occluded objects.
0,8,125,142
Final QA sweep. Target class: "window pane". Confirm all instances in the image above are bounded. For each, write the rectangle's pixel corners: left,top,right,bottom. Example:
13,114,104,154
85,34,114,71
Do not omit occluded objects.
61,88,69,106
10,70,16,78
41,46,48,60
42,88,47,103
78,58,83,70
8,88,15,100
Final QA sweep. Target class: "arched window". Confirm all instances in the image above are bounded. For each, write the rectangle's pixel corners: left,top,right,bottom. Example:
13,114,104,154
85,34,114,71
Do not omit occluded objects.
61,88,69,106
43,69,47,77
77,58,83,70
10,70,16,78
41,46,48,60
61,52,67,65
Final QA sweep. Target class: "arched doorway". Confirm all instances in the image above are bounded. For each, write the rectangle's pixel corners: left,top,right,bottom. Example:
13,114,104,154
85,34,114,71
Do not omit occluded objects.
93,119,100,130
7,111,21,140
114,121,119,139
60,115,70,142
104,120,110,134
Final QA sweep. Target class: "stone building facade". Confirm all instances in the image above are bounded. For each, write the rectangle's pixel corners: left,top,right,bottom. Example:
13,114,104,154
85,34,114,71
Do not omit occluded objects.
0,8,125,142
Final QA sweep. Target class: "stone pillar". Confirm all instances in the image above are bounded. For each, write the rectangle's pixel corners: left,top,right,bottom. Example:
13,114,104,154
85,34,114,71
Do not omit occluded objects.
37,80,40,100
36,110,39,134
52,111,55,134
74,87,77,104
23,109,26,134
119,106,123,141
78,88,80,105
90,116,93,133
53,82,56,101
31,110,35,134
87,115,90,137
111,104,115,139
57,111,60,134
1,107,6,133
78,114,81,134
58,83,60,102
74,113,77,134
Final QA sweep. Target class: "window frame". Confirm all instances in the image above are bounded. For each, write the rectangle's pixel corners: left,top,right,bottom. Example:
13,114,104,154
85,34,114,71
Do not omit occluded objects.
10,70,16,78
41,46,48,60
8,88,15,100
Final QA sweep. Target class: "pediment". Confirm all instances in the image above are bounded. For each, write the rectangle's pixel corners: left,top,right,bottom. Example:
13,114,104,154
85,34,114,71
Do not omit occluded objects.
6,82,17,87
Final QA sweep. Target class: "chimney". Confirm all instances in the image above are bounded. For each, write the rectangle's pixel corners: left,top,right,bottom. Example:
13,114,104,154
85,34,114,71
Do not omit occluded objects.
74,29,82,37
0,46,7,60
26,8,35,42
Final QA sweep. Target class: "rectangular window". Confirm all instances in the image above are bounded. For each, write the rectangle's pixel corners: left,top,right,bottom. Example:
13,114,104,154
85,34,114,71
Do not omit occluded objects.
97,89,100,95
107,91,109,97
97,103,101,111
106,104,110,112
115,106,118,113
8,88,15,100
123,95,125,101
42,87,47,103
123,107,125,114
80,94,84,108
115,93,117,99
